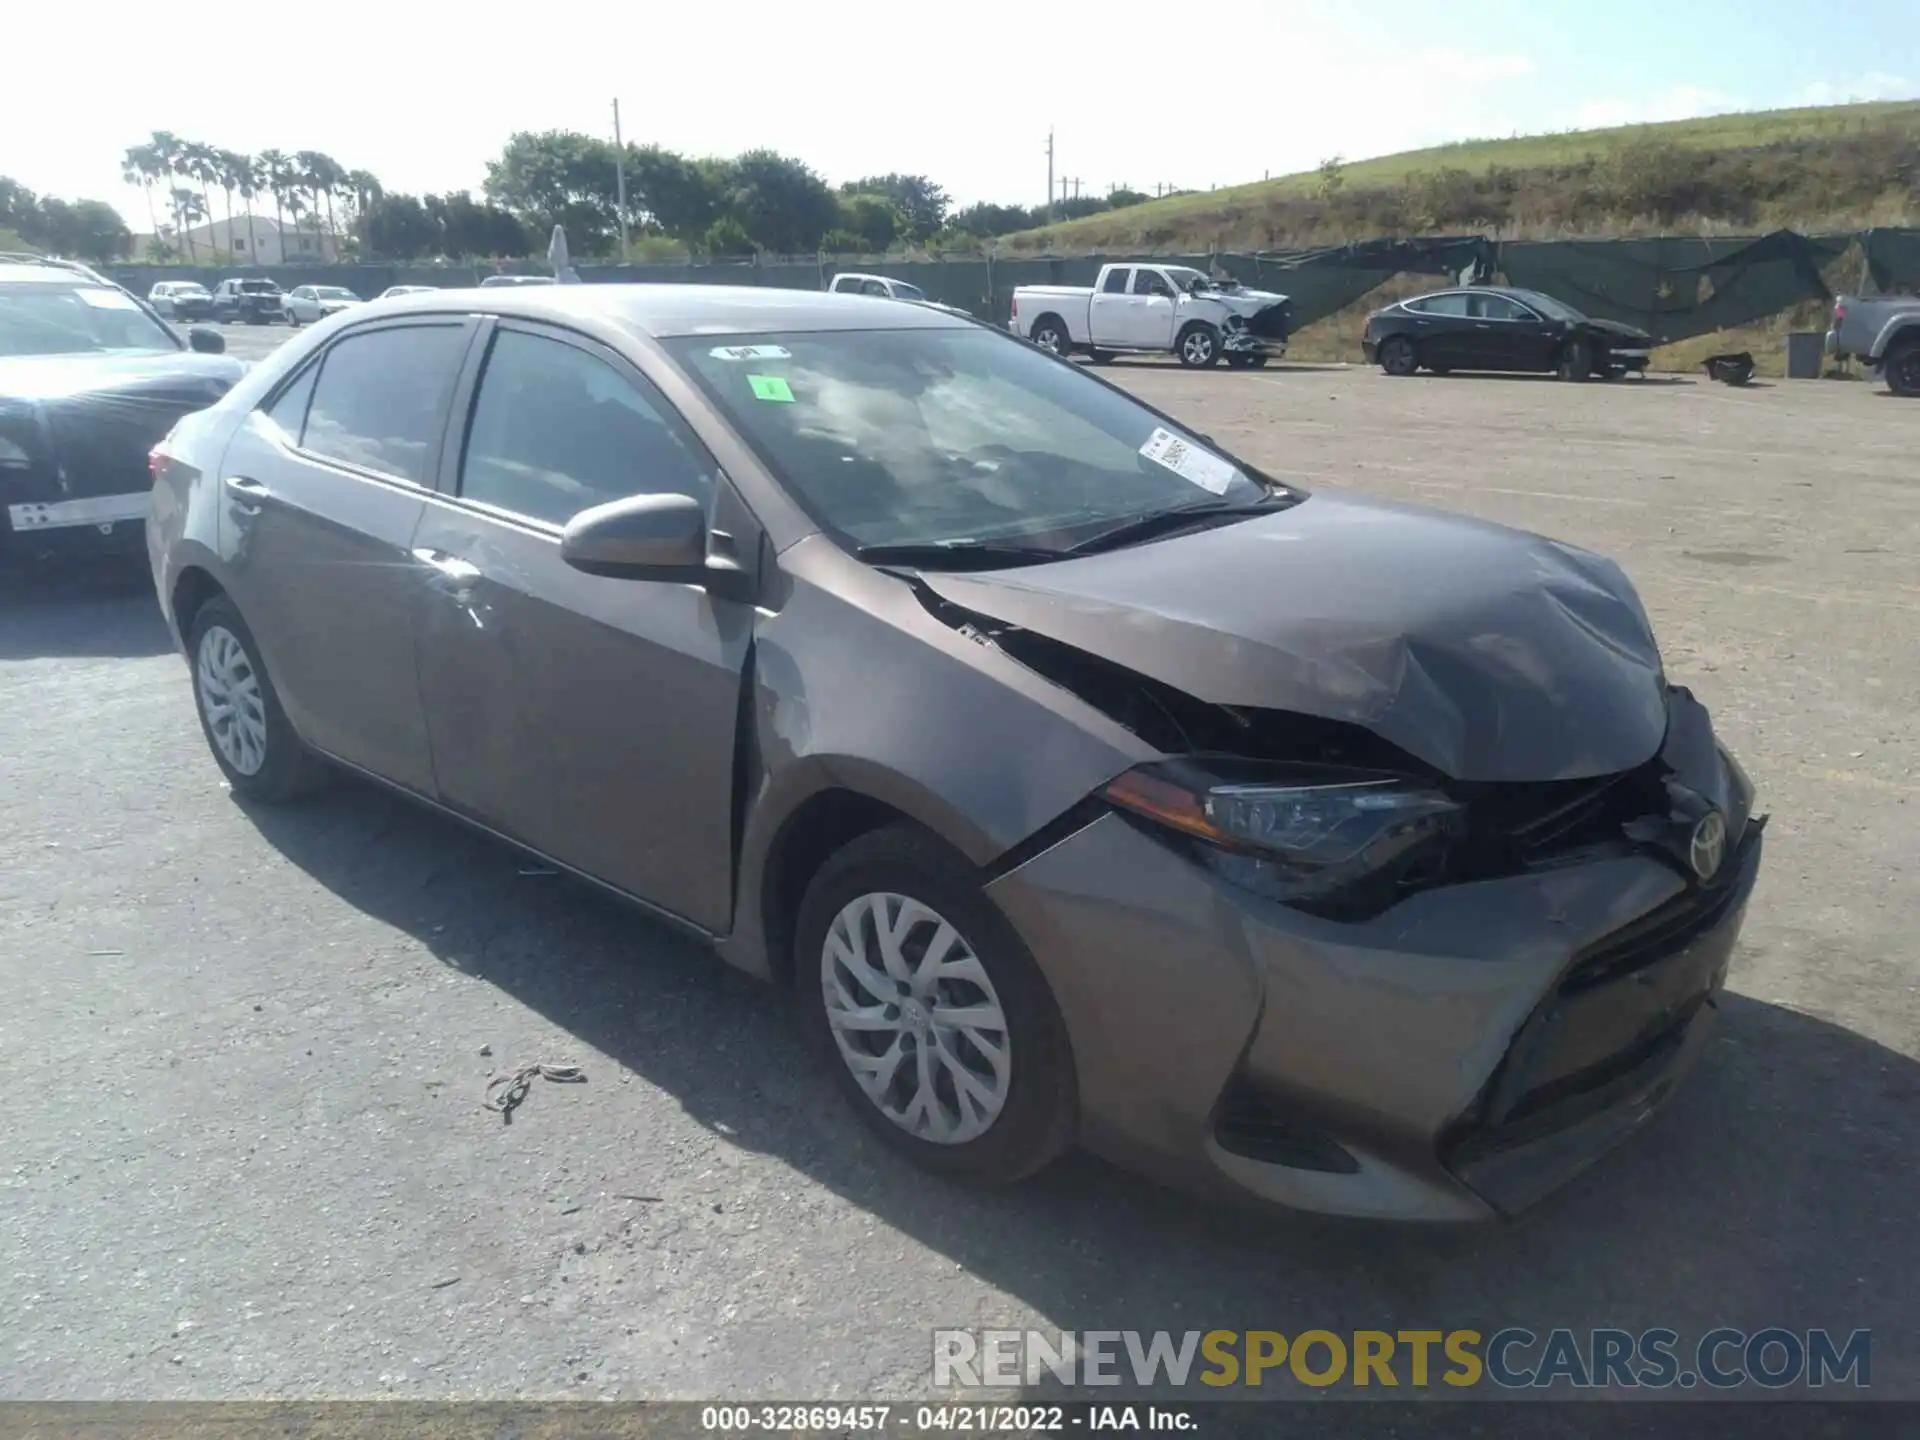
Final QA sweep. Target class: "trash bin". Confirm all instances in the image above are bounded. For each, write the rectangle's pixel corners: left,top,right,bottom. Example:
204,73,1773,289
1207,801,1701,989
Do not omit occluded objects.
1785,331,1824,379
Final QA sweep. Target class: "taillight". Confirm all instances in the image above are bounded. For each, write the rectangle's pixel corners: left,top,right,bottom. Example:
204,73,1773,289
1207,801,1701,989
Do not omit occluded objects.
148,446,167,484
1010,294,1020,321
1835,301,1847,324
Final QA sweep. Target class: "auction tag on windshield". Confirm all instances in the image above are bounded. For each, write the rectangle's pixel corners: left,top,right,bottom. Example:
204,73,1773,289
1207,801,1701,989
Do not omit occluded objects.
79,288,141,311
748,374,796,403
710,343,792,361
1139,427,1237,495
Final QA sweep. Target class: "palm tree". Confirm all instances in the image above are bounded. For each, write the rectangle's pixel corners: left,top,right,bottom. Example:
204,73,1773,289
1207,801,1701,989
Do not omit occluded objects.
256,149,291,259
170,187,206,259
295,150,344,256
149,130,187,253
120,144,162,256
232,152,260,263
211,149,246,260
344,169,382,231
182,142,222,256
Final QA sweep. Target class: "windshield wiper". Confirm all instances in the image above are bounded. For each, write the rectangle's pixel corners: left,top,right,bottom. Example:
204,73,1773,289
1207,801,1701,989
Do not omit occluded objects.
1060,495,1286,557
854,539,1058,571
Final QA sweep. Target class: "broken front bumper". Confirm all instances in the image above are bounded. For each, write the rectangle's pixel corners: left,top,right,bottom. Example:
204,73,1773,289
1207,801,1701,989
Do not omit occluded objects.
984,701,1764,1221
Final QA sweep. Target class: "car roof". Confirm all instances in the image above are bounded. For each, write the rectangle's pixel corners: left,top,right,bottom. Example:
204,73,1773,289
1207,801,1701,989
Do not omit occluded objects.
372,283,975,337
0,261,112,287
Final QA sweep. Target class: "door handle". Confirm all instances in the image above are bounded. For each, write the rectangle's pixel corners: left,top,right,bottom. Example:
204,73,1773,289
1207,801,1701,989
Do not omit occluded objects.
411,547,482,594
224,474,269,515
1473,323,1493,330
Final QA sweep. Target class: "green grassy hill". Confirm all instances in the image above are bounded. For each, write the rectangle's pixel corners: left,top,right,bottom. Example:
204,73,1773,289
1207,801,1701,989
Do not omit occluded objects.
1002,100,1920,253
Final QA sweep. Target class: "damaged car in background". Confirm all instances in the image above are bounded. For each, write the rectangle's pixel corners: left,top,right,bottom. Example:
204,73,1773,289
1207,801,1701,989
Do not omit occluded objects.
148,285,1762,1222
2,254,240,566
1012,262,1291,368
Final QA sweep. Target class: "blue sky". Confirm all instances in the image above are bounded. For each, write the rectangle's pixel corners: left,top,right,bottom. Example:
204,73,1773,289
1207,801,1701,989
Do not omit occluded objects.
3,0,1915,228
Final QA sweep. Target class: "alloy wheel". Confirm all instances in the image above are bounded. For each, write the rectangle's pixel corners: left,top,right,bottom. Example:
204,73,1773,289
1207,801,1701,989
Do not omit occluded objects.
1181,329,1215,365
820,891,1011,1145
1033,323,1065,354
195,624,269,776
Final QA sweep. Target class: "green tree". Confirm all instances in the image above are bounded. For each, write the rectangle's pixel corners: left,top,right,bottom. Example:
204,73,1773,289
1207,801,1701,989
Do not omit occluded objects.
703,215,753,257
232,153,261,263
625,144,723,241
723,150,838,254
120,144,164,253
838,193,902,252
40,199,132,263
840,173,949,240
358,192,439,259
256,149,293,252
484,130,619,249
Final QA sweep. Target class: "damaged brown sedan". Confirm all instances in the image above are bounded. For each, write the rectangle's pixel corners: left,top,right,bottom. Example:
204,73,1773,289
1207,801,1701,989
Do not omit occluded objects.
149,286,1765,1220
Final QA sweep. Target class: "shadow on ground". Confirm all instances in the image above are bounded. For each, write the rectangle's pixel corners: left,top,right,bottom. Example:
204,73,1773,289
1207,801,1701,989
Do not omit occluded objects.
244,778,1916,1407
0,557,173,660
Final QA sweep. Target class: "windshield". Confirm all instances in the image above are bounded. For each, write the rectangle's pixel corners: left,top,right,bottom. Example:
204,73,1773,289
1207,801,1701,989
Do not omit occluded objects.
239,281,279,294
0,282,178,358
668,327,1283,553
1515,289,1585,322
890,282,927,301
314,287,357,301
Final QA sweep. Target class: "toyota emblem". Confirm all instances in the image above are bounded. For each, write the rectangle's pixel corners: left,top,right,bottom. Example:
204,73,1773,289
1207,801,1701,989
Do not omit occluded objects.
1689,811,1727,882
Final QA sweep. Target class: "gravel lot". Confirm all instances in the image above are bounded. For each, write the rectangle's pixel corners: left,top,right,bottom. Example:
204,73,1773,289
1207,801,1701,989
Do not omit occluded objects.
2,349,1914,1406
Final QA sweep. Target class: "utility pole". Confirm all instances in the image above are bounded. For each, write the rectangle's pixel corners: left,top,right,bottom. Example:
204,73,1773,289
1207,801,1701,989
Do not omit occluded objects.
1044,132,1059,225
612,98,630,262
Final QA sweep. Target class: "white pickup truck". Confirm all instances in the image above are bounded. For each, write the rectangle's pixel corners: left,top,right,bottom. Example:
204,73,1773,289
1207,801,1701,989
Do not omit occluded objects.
1009,262,1292,368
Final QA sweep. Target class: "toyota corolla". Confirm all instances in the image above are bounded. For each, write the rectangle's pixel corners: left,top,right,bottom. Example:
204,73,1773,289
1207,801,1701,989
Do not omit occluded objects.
148,286,1764,1220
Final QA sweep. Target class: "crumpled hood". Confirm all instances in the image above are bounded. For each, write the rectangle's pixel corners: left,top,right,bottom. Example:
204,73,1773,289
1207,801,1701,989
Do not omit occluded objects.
1203,287,1288,318
922,492,1669,782
0,351,245,403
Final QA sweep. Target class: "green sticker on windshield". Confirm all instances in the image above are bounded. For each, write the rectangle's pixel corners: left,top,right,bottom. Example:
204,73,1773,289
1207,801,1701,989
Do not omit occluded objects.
748,374,795,403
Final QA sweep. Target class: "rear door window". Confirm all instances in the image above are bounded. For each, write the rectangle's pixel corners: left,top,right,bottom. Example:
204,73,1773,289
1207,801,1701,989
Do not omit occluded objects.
1411,293,1470,317
457,327,715,528
300,324,469,484
1101,268,1131,294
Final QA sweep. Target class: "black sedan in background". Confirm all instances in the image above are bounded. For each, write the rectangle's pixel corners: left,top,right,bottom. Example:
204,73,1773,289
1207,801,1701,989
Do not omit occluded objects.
1364,286,1655,381
1,256,241,564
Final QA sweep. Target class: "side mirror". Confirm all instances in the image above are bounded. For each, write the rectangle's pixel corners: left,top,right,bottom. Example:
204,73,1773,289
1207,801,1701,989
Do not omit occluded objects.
188,326,226,355
561,492,749,598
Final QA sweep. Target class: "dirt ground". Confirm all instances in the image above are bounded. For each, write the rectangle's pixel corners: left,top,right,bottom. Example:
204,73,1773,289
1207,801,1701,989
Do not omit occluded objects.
1,356,1914,1411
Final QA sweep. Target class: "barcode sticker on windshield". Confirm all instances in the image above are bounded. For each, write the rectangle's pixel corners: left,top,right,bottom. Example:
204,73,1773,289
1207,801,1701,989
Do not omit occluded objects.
1139,427,1237,494
709,344,792,361
79,289,141,311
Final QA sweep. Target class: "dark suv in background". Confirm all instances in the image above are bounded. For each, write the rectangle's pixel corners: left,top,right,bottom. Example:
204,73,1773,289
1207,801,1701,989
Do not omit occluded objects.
211,278,286,325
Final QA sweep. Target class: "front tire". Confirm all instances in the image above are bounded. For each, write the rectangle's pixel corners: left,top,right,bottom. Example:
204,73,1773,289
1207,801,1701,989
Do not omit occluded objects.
1176,322,1221,368
796,824,1076,1184
187,595,326,803
1557,336,1594,382
1883,341,1920,397
1379,334,1419,376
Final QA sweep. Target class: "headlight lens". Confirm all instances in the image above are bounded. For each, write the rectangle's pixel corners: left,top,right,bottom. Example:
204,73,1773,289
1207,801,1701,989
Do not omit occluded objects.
1104,761,1462,919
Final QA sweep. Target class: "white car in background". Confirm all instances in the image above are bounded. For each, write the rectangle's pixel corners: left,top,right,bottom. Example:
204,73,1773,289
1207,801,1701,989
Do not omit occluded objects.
147,281,214,321
827,271,972,318
283,284,364,326
377,284,438,299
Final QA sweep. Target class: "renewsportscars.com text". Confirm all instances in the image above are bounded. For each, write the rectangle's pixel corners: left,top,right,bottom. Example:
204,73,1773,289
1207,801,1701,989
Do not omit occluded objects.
933,1327,1871,1391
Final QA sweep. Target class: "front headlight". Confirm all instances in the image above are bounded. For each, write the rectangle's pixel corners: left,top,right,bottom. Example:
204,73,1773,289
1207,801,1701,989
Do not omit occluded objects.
0,435,31,469
1104,761,1462,919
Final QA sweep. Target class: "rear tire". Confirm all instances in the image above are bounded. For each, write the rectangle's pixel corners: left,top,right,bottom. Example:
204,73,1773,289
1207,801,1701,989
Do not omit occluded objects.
1883,341,1920,397
186,595,326,803
1557,337,1594,382
1086,349,1115,365
1379,334,1419,376
1225,353,1269,370
795,824,1077,1184
1029,316,1069,356
1176,322,1221,368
